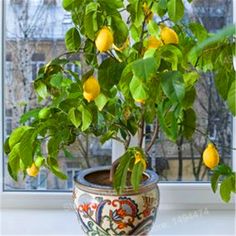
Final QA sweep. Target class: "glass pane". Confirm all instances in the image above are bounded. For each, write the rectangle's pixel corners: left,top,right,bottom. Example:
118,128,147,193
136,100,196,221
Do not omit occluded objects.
145,0,233,182
3,0,233,191
3,0,112,191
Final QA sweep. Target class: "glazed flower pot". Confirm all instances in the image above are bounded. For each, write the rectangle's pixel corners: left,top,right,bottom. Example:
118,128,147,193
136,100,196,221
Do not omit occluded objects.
73,166,160,236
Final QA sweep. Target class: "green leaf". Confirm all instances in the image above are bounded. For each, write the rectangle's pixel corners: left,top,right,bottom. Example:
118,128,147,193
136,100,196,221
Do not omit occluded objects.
35,81,48,99
111,16,129,46
20,108,41,123
160,71,185,103
98,58,125,90
35,156,45,168
214,164,233,176
227,80,236,116
131,162,143,191
62,0,80,11
81,107,92,131
132,57,158,81
100,130,116,144
84,39,97,66
4,137,11,155
48,136,61,157
8,126,32,150
8,143,20,181
68,108,81,128
114,152,132,194
190,24,236,56
50,73,63,88
85,2,98,15
118,63,133,97
19,129,35,167
182,108,196,139
215,69,234,100
182,88,196,109
183,72,199,90
160,45,182,70
167,0,184,22
48,157,67,180
189,22,208,42
99,0,123,9
65,27,81,51
157,100,179,141
211,171,221,193
129,76,148,100
95,93,108,111
130,24,140,42
220,176,234,203
84,12,96,40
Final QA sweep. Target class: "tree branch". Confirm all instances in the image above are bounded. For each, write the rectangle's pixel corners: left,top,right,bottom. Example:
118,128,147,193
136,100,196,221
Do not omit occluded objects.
146,120,159,153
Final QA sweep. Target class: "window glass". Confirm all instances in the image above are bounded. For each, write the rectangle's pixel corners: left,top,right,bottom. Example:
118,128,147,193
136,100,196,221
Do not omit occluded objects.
145,0,233,181
3,0,112,191
3,0,233,191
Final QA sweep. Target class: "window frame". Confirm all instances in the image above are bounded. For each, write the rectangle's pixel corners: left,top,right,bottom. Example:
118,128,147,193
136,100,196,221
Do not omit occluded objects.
0,0,235,210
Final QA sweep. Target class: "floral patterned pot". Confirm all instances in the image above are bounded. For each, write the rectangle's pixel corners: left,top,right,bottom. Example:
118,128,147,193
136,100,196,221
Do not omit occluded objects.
73,166,160,236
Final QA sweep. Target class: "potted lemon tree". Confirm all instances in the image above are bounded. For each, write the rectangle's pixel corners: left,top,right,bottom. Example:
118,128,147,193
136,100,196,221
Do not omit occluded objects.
4,0,235,235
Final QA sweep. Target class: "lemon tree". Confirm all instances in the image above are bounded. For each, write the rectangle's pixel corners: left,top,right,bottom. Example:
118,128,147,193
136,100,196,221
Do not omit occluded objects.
4,0,236,200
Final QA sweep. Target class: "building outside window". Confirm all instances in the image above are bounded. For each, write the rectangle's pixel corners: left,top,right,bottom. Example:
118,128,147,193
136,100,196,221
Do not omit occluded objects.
5,109,13,136
31,53,45,81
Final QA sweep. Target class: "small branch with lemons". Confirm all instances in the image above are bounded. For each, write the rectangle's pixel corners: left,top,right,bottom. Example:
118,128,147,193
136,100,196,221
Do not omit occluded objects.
202,142,236,203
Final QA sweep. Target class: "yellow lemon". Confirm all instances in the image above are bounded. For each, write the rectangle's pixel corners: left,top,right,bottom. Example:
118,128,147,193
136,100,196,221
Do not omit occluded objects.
203,143,220,169
134,151,147,170
95,26,114,52
147,36,162,49
26,163,39,177
83,76,100,102
160,24,179,45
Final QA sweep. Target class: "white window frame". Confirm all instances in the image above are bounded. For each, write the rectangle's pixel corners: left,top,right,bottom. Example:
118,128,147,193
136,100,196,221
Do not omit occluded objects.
0,0,235,210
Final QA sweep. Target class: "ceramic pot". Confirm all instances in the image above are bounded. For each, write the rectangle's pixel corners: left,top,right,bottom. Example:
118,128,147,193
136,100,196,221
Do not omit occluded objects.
73,166,160,236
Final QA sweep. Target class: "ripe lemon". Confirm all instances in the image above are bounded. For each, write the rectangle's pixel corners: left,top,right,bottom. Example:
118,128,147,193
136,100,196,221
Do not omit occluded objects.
203,143,220,169
160,24,179,45
26,163,39,177
83,76,100,102
147,36,162,49
95,26,114,52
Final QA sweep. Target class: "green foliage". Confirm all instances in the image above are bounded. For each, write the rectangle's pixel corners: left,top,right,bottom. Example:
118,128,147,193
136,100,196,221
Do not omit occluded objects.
167,0,184,22
65,27,81,51
4,0,236,197
211,165,235,203
114,147,146,194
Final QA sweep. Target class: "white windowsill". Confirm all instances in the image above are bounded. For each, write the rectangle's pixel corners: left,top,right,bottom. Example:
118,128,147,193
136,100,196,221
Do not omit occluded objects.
1,183,235,210
0,208,235,235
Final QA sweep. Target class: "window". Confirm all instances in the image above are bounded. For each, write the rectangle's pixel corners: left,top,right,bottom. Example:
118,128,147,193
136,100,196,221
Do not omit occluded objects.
5,53,13,84
66,169,80,190
0,0,235,210
144,0,234,182
43,0,57,6
37,169,48,190
5,109,13,136
31,53,45,81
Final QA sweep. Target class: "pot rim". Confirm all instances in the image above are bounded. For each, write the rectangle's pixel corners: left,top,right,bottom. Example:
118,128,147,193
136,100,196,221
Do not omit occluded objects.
74,166,159,196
